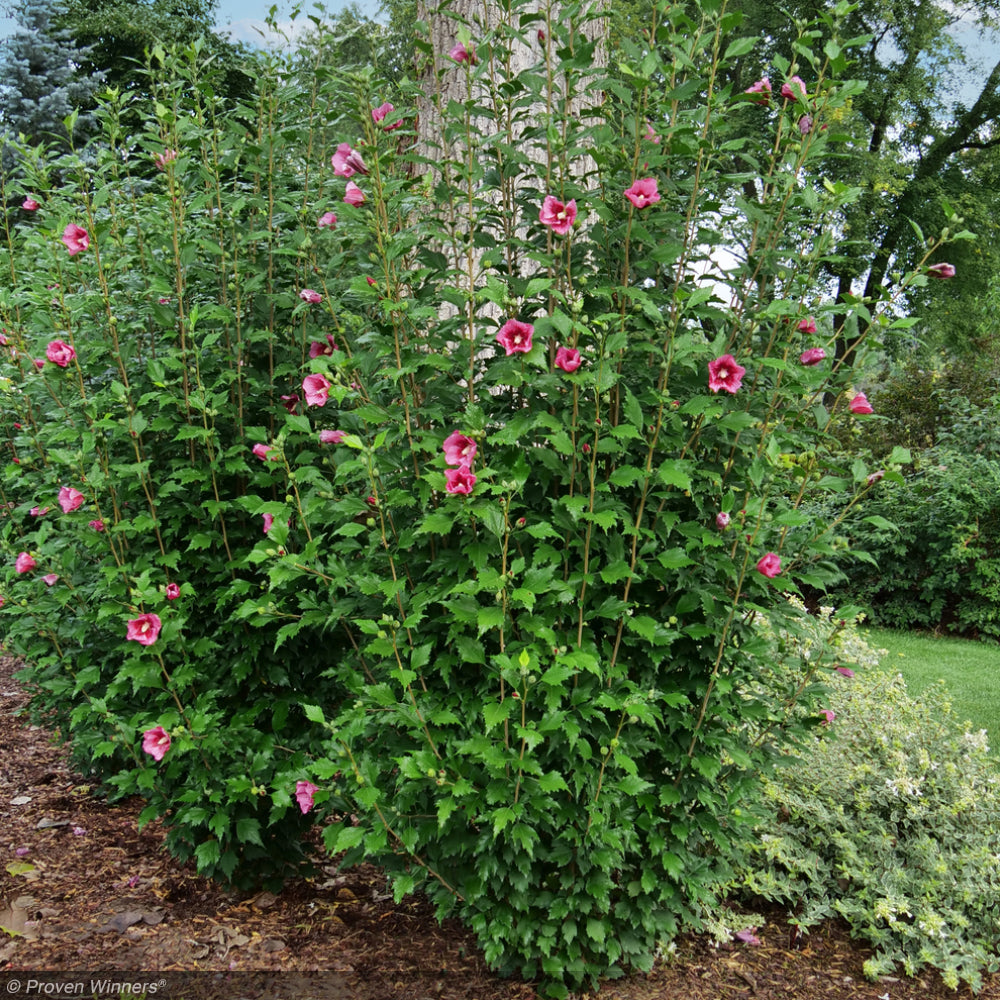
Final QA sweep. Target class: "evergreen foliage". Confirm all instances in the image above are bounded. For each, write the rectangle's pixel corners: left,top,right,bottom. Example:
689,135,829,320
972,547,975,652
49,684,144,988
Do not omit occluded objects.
0,0,104,161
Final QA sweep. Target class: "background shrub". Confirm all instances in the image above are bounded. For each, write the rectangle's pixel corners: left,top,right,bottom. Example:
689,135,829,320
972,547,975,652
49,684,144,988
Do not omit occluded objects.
730,616,1000,990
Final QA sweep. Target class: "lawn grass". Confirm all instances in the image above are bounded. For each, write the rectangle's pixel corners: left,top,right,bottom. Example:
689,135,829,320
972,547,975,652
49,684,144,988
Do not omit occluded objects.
863,626,1000,753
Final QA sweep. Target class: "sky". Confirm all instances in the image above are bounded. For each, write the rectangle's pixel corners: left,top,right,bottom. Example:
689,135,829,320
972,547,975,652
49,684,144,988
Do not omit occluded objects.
0,1,383,48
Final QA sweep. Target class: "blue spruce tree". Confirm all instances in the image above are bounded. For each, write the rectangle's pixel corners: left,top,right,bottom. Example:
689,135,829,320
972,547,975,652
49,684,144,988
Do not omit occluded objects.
0,0,103,164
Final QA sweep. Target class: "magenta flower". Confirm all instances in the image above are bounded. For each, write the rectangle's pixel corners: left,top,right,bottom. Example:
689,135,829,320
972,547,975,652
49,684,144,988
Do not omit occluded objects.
154,149,177,171
780,75,808,102
29,506,49,518
299,288,322,304
42,573,59,587
372,102,403,130
45,339,76,367
554,346,582,372
927,262,956,279
756,552,781,578
22,197,39,211
89,519,105,532
165,583,180,601
142,725,171,761
715,511,730,529
320,429,346,445
252,442,278,461
539,196,577,235
644,122,661,144
318,211,338,229
797,316,817,334
849,392,874,415
445,466,477,495
262,512,275,534
15,552,35,574
449,42,478,65
309,335,337,358
624,178,660,209
344,181,366,207
58,486,84,513
496,319,534,356
797,114,813,135
800,347,826,366
126,612,162,646
443,431,477,467
867,469,885,486
303,373,331,407
819,709,835,725
744,77,771,103
295,780,319,815
280,393,301,414
708,354,746,394
61,224,90,255
331,143,368,178
836,666,855,678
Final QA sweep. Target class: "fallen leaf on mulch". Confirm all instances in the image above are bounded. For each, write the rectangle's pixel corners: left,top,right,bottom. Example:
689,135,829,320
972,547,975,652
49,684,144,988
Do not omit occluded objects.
0,895,40,939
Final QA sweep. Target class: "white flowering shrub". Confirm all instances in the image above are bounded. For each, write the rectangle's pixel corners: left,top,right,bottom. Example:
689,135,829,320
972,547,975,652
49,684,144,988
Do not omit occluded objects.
730,615,1000,991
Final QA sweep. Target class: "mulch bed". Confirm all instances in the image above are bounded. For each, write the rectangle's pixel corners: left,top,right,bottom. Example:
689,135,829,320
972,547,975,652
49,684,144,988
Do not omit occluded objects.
2,652,997,999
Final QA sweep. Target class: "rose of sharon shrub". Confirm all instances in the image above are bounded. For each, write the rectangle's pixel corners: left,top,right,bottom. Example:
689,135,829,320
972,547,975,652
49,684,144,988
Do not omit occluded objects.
0,1,967,993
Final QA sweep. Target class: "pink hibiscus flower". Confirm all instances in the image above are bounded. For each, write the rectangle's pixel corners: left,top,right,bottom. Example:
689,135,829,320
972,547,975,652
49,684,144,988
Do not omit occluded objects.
780,75,808,102
443,431,477,467
756,552,781,578
154,149,177,171
303,373,331,407
344,181,366,207
58,486,84,512
496,319,534,356
295,780,320,814
708,354,746,394
318,212,338,229
22,197,40,211
15,552,35,574
554,346,582,372
61,224,90,255
372,102,403,130
445,466,476,495
126,612,162,646
320,429,346,445
299,288,322,304
799,347,826,366
624,178,660,209
331,143,368,178
849,392,874,415
539,196,577,235
142,725,171,761
165,583,181,601
45,339,76,367
309,335,338,358
744,77,771,103
450,42,478,64
927,262,956,279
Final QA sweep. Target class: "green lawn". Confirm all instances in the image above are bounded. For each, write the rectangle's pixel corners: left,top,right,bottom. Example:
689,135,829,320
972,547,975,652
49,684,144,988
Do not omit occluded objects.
863,626,1000,753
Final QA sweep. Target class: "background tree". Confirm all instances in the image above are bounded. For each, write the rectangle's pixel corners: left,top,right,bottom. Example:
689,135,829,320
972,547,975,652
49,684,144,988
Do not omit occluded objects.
0,0,104,161
725,0,1000,366
52,0,255,123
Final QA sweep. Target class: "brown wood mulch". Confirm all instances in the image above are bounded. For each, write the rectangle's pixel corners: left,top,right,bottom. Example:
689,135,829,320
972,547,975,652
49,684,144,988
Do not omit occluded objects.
2,652,998,1000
